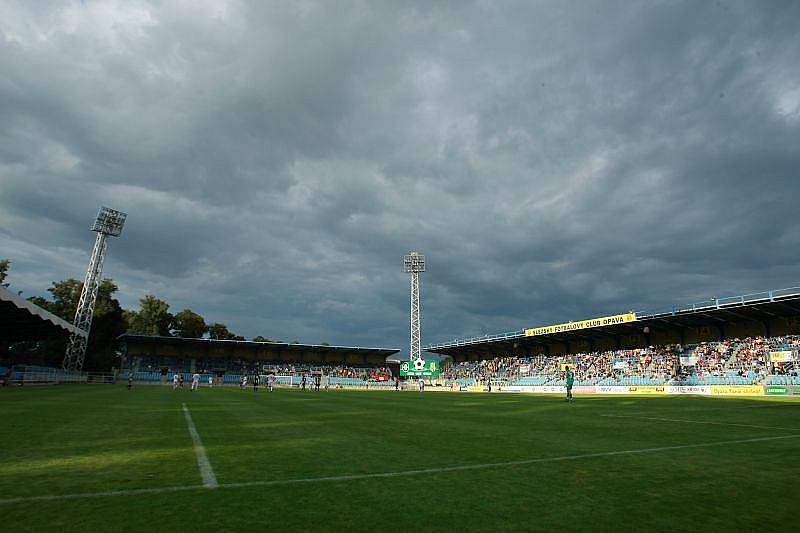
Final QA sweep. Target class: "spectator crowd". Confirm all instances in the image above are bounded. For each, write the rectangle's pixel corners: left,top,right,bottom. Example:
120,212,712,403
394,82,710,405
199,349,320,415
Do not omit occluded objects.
440,336,799,386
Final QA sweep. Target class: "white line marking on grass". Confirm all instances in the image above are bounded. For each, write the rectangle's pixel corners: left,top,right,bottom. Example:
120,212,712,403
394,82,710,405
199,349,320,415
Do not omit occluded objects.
3,433,797,505
182,403,218,488
221,433,800,489
600,414,798,432
0,485,206,505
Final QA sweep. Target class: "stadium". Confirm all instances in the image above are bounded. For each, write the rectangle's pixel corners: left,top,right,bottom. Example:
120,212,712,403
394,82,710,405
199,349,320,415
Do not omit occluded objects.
2,3,800,532
2,272,799,531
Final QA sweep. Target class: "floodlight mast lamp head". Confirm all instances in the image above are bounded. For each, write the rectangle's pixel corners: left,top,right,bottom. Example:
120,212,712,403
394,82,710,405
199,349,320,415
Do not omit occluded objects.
90,206,127,237
403,252,425,273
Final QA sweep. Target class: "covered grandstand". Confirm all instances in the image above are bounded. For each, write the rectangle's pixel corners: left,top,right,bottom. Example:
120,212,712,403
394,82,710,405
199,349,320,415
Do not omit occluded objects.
0,285,85,343
1,285,88,384
120,334,399,365
118,334,401,385
424,286,800,394
426,286,800,361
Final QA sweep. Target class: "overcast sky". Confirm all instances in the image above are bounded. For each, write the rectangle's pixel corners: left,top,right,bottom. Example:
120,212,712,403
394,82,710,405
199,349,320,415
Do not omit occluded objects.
1,1,799,352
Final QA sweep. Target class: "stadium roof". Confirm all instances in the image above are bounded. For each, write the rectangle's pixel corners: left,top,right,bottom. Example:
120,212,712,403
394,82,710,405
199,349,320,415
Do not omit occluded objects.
426,286,800,359
0,285,85,342
118,334,400,364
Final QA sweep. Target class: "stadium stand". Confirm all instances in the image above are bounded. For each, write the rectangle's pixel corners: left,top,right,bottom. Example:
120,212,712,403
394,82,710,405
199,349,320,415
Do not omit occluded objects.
1,286,89,385
427,286,800,361
438,336,799,387
117,334,400,387
123,363,395,387
0,285,84,343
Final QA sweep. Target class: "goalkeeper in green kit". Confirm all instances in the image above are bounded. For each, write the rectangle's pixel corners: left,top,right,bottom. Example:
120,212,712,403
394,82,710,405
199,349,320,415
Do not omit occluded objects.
564,366,574,402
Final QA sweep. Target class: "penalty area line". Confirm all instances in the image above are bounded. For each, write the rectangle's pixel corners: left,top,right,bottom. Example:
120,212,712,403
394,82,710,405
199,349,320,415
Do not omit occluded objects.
182,403,218,488
2,433,798,505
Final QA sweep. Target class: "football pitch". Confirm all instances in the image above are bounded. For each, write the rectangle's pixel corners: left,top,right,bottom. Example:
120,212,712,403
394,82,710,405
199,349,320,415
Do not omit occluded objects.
1,386,799,532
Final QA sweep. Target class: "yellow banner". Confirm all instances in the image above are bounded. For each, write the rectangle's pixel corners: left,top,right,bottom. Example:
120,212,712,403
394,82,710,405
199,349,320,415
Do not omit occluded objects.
525,312,637,336
710,385,763,396
770,351,794,362
627,386,666,395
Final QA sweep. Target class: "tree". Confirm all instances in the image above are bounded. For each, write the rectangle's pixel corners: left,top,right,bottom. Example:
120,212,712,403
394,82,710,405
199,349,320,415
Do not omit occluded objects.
122,309,139,332
207,322,239,340
28,278,82,322
172,309,206,338
125,295,172,336
252,335,271,343
0,259,9,286
23,278,125,370
84,280,126,371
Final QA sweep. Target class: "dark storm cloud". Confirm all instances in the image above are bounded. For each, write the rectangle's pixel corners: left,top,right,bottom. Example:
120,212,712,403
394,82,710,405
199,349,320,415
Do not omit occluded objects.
1,1,799,351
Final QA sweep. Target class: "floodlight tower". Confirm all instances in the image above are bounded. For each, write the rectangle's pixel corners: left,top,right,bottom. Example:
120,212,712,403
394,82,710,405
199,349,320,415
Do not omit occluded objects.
63,207,127,371
403,252,425,362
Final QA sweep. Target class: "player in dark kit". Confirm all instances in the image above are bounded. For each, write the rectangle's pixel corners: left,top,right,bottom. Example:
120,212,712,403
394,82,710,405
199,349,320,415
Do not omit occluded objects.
314,374,321,391
564,366,575,402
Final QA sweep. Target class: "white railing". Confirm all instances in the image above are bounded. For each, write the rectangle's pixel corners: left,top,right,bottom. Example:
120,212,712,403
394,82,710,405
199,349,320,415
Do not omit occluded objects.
12,365,86,384
8,366,117,385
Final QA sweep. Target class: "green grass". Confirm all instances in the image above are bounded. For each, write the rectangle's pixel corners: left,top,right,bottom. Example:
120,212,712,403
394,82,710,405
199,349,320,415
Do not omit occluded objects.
1,385,799,532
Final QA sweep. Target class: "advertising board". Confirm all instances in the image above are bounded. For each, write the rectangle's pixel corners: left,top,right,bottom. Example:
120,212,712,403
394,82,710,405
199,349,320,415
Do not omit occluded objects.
595,386,629,394
537,385,566,393
400,359,439,377
499,385,595,394
709,385,763,396
666,385,711,395
627,386,666,395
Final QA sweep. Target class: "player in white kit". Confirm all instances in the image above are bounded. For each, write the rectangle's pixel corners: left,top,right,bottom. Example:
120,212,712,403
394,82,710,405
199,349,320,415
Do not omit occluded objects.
267,374,274,392
172,373,180,389
208,375,213,388
191,372,200,391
